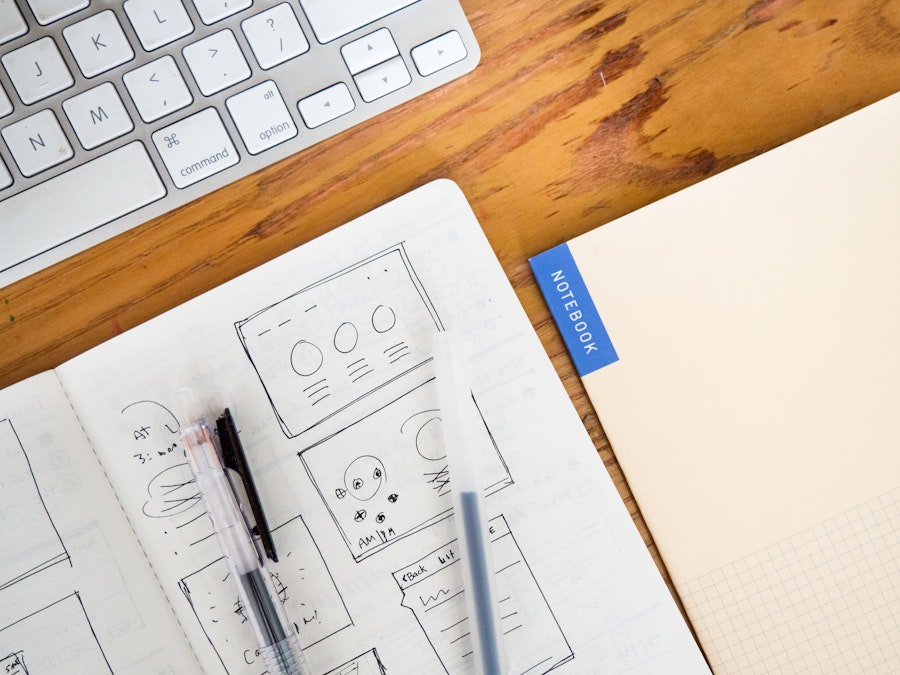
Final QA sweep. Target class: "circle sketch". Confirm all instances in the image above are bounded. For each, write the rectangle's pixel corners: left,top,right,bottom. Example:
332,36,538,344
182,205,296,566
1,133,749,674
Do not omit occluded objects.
344,455,386,501
290,340,324,376
333,322,359,353
371,305,397,333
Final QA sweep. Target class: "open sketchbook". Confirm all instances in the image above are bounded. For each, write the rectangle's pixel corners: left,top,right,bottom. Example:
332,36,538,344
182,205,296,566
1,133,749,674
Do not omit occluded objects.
530,93,900,673
0,180,709,674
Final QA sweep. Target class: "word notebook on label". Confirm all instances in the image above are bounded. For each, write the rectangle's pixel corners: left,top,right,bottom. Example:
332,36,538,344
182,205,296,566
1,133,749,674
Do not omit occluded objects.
0,179,709,674
0,0,479,286
530,92,900,673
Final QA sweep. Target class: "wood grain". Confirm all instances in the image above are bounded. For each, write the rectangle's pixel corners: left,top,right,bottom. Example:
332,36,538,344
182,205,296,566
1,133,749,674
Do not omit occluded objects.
2,0,898,621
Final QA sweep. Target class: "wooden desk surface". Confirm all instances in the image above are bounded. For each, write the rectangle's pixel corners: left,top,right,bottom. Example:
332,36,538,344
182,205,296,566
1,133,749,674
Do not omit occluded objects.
2,0,898,610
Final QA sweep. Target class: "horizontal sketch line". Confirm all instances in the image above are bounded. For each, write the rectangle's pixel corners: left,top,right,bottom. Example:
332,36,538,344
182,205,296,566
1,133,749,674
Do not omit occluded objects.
257,329,271,337
503,623,524,635
302,378,327,392
278,319,291,326
495,560,523,575
351,369,375,382
440,616,469,632
383,341,405,353
347,358,365,368
450,630,472,645
306,386,329,399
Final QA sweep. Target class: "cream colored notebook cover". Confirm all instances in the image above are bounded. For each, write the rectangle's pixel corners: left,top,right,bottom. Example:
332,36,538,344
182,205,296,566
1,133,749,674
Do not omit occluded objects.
531,92,900,673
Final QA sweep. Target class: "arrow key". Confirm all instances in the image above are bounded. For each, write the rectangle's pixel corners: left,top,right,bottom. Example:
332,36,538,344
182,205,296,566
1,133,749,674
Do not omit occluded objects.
353,56,410,103
341,28,399,75
411,31,467,77
298,82,354,129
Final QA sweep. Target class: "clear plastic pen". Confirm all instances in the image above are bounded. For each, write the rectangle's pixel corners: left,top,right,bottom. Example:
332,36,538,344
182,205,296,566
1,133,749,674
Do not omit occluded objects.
181,418,311,675
434,331,510,675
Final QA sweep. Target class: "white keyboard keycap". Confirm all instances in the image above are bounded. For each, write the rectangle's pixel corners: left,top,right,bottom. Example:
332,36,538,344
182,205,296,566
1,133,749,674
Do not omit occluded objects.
297,82,354,129
0,84,12,118
226,80,296,154
63,82,134,149
242,4,309,70
190,0,251,26
0,0,28,45
0,157,11,189
354,56,410,102
64,10,135,78
2,109,73,177
0,142,166,273
124,55,192,122
298,0,417,43
183,29,251,96
2,37,74,104
341,28,398,75
411,30,467,76
151,107,238,188
25,0,88,25
124,0,194,51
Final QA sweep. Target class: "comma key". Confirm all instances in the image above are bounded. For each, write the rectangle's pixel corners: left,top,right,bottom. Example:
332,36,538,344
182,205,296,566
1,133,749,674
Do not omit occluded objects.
151,108,239,189
226,81,297,155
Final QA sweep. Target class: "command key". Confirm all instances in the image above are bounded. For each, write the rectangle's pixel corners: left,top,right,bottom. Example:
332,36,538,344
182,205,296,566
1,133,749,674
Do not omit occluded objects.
152,108,239,189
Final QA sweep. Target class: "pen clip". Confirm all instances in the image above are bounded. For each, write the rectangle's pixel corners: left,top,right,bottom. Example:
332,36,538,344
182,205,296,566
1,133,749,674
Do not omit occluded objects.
215,408,279,563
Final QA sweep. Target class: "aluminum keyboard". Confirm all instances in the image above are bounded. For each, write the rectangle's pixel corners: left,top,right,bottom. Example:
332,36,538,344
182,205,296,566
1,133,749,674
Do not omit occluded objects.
0,0,479,286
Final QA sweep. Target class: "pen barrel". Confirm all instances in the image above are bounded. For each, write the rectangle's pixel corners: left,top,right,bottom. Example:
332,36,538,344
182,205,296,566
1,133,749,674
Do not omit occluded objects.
434,332,509,675
237,568,310,675
182,420,310,675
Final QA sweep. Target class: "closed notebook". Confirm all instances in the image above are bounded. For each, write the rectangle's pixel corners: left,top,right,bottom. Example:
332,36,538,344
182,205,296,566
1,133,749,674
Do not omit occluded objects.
530,92,900,673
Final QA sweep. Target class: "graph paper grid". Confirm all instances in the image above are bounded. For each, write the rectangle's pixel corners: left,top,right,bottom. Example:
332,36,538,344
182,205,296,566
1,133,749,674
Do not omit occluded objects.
676,488,899,674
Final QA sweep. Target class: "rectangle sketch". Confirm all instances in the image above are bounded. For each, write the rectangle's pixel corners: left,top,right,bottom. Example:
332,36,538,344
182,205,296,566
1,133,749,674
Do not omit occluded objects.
0,592,112,674
393,515,573,674
0,418,69,591
323,648,387,675
237,245,442,439
300,378,512,561
178,515,351,674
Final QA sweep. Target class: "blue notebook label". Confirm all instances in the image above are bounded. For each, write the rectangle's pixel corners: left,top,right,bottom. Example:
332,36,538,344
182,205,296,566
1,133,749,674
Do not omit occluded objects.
529,243,618,376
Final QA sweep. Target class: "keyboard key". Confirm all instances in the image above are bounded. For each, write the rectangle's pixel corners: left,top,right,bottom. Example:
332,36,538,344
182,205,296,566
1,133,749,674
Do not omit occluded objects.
341,28,398,75
354,56,410,102
411,30,467,76
124,0,194,51
0,84,11,118
25,0,88,25
190,0,251,26
2,109,73,177
0,142,166,274
2,37,74,104
226,80,297,154
124,55,193,122
64,10,135,78
242,4,309,70
183,29,251,96
297,82,354,129
151,107,239,188
0,0,28,45
298,0,417,43
63,82,134,149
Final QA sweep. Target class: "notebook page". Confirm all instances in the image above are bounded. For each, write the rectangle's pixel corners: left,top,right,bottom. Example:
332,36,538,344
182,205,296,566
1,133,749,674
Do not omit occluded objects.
0,372,199,674
565,93,900,673
56,180,709,674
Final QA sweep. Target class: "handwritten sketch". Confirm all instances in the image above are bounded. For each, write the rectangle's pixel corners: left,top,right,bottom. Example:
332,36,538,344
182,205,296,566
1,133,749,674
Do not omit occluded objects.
0,418,70,591
237,245,442,439
323,648,387,675
301,378,512,561
0,592,112,673
0,652,26,675
179,515,351,674
393,515,573,674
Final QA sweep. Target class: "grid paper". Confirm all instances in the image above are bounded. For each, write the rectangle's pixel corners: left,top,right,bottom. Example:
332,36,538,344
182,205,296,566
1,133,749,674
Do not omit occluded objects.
677,488,899,674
